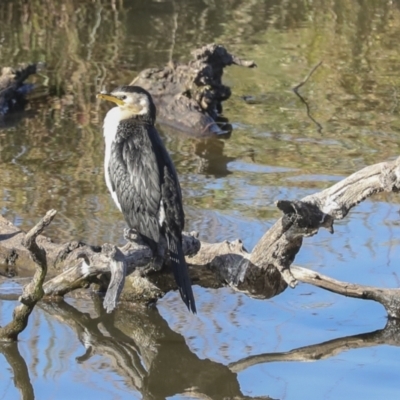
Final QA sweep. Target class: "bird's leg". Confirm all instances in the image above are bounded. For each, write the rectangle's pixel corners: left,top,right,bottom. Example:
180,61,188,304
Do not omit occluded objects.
124,229,167,274
124,228,161,274
154,236,168,271
145,244,166,274
139,256,163,276
123,228,143,244
148,256,163,273
140,239,167,276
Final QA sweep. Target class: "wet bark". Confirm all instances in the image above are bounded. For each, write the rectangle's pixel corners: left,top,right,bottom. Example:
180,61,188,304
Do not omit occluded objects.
1,158,400,318
0,63,40,116
130,43,256,136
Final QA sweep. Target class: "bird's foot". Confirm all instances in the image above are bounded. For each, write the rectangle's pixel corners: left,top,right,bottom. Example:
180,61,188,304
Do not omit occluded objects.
140,256,164,276
150,255,164,272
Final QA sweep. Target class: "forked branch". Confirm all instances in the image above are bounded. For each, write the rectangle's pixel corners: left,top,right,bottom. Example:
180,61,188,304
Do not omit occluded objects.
1,158,400,319
0,210,56,341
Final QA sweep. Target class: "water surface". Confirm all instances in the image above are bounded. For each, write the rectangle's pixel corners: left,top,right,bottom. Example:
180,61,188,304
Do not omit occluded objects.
1,0,400,399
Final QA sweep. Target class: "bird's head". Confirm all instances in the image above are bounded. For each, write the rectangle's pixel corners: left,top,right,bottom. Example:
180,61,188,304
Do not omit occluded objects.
97,85,156,124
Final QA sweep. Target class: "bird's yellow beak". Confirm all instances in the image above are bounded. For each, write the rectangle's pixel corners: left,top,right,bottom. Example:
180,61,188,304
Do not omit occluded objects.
97,93,124,106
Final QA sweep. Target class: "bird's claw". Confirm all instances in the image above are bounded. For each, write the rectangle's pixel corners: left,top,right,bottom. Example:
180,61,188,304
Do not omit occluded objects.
140,256,164,276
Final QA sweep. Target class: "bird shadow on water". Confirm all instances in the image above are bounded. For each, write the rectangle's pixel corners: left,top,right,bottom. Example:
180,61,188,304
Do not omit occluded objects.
1,296,400,400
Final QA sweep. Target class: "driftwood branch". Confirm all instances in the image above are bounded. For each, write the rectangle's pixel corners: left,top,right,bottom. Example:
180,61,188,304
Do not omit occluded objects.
1,157,400,318
102,244,126,313
292,61,323,92
292,266,400,318
0,210,56,341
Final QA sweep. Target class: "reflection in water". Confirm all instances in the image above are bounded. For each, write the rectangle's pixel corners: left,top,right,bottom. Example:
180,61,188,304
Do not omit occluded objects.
291,61,324,134
229,318,400,373
0,342,34,400
1,0,400,240
39,299,269,400
1,0,400,398
1,297,400,400
0,110,38,130
191,138,234,178
159,124,235,178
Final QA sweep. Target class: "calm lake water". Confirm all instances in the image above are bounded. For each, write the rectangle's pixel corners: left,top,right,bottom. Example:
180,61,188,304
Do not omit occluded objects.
1,0,400,399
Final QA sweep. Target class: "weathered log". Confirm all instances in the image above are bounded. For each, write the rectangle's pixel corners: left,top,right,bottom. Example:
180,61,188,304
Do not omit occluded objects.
130,43,256,136
1,157,400,317
0,63,40,116
0,210,56,341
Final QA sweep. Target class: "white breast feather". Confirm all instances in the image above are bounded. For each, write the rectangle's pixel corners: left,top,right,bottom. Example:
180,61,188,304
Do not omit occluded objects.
103,107,122,211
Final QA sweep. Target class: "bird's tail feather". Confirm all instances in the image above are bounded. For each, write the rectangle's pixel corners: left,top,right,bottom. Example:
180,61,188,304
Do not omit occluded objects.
166,232,196,313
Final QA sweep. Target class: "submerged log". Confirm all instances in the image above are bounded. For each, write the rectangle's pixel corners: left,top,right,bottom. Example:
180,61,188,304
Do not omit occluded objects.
1,157,400,319
0,63,40,116
130,43,256,136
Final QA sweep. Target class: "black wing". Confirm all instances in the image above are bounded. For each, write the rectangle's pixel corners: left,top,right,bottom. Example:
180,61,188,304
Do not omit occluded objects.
108,122,162,247
162,164,196,312
151,136,195,312
109,120,195,312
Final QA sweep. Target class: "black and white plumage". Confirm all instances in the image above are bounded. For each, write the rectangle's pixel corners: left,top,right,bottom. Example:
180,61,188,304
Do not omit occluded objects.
97,85,196,313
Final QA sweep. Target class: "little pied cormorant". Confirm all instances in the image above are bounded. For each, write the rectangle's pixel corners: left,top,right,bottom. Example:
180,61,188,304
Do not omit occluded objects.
97,85,196,313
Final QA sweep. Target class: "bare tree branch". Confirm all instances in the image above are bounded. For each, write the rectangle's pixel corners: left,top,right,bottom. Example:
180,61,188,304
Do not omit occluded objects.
292,266,400,319
292,61,323,92
0,210,56,341
1,158,400,319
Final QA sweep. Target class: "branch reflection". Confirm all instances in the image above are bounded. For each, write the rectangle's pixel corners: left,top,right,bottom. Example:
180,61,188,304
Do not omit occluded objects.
0,341,34,400
1,296,399,400
39,299,269,400
229,319,400,373
159,124,235,178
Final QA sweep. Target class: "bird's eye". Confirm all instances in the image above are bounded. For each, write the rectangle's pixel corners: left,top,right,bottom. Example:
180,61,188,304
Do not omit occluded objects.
120,95,127,100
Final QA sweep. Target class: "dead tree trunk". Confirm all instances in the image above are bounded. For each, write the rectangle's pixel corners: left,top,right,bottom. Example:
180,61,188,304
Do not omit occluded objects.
1,158,400,319
130,43,256,136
